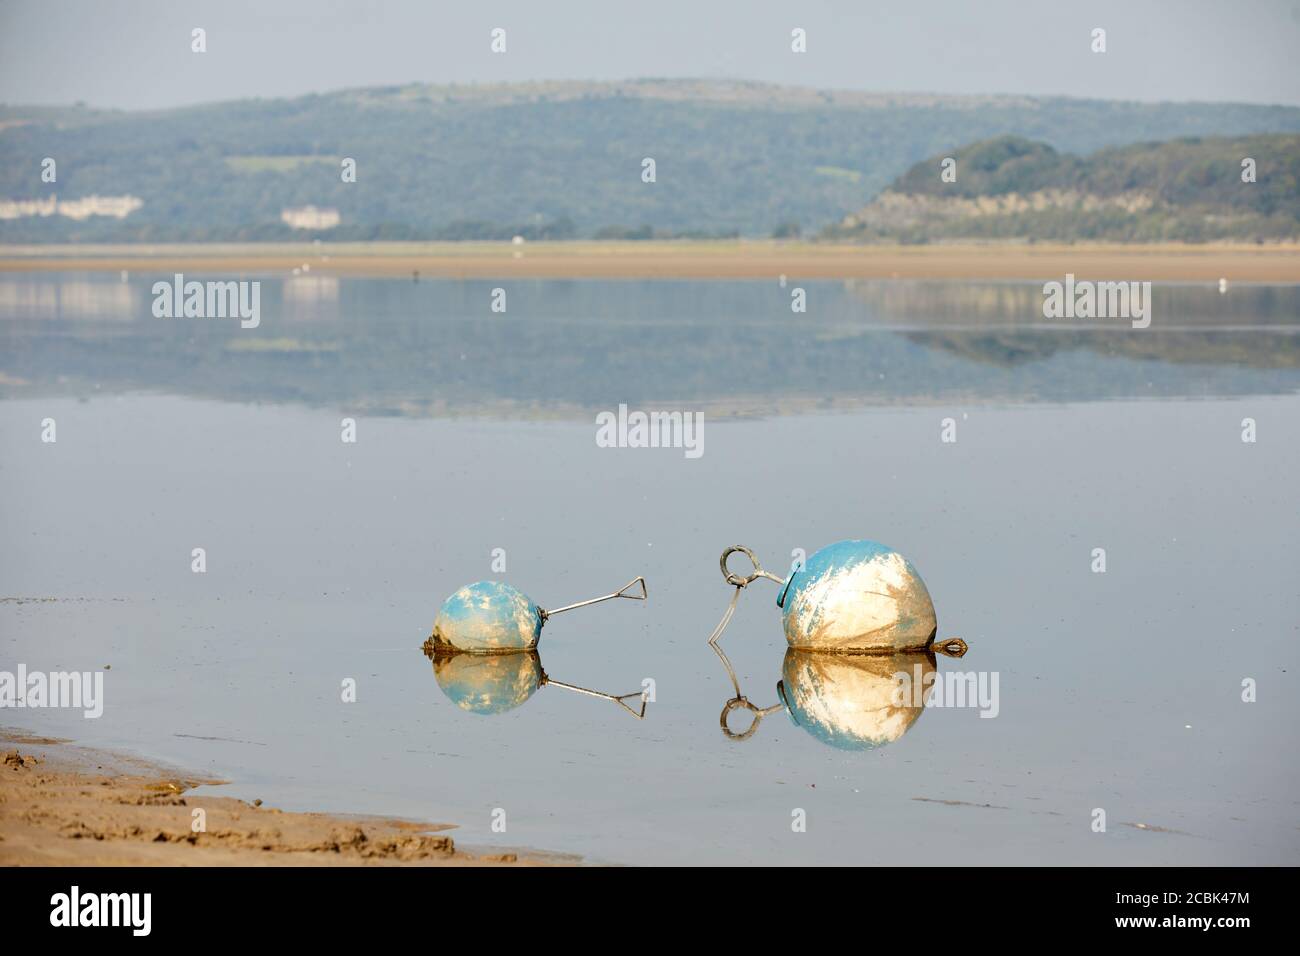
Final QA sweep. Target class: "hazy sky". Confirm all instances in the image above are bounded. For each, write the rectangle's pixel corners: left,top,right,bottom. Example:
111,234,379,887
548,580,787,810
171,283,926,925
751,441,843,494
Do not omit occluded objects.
2,0,1299,110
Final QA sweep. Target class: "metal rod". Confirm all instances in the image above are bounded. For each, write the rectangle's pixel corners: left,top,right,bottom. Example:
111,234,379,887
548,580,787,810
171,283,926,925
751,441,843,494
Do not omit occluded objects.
708,563,785,740
544,677,648,719
541,576,647,619
707,585,743,647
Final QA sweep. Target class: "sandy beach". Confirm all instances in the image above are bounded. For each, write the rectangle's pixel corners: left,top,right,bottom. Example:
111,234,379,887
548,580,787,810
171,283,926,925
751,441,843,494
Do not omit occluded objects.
1,240,1297,282
0,731,556,866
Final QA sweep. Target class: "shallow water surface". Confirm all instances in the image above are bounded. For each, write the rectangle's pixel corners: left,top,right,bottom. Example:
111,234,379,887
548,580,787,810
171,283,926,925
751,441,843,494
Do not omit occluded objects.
1,275,1297,864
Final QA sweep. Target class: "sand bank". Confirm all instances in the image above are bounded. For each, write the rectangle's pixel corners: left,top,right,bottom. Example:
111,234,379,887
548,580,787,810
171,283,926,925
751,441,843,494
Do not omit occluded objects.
0,731,557,866
1,241,1297,282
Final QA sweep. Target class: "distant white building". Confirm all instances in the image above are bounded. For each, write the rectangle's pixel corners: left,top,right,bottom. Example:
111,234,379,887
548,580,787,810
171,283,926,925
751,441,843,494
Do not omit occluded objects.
281,205,341,230
0,195,143,220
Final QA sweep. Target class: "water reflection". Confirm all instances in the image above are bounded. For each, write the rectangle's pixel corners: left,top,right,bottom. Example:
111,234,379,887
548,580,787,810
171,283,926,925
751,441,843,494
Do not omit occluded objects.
421,641,649,720
2,275,1296,415
0,277,140,320
711,637,968,749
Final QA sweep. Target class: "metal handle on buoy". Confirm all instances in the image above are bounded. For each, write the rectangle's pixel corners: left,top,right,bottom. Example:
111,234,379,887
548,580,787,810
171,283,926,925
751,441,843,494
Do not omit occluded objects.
934,637,969,657
708,547,787,646
539,576,647,621
719,545,786,588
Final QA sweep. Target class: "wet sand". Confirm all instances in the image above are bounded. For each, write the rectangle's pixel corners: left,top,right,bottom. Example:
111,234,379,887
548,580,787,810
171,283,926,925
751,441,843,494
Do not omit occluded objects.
0,732,557,866
1,240,1297,281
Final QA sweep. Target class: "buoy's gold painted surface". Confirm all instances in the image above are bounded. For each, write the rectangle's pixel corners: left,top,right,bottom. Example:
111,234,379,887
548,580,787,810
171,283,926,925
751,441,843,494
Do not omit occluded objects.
779,540,937,651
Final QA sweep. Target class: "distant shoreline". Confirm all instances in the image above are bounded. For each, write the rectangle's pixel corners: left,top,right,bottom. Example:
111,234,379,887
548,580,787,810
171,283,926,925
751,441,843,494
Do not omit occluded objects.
1,241,1298,282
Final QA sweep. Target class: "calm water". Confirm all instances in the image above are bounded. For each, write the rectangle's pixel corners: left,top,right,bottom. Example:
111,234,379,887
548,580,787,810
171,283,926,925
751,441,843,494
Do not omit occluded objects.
1,273,1297,864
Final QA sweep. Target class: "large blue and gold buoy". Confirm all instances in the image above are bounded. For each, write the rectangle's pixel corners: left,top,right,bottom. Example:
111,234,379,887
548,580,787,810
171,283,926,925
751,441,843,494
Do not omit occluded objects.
717,540,952,653
706,540,968,747
777,539,937,652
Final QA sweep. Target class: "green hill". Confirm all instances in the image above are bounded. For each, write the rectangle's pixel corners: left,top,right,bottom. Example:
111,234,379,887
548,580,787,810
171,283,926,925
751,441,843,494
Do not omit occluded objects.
3,79,1300,241
827,134,1300,242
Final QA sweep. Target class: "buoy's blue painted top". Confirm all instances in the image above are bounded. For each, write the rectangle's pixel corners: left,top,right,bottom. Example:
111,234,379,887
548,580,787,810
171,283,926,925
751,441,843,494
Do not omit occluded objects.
778,539,937,651
431,581,544,652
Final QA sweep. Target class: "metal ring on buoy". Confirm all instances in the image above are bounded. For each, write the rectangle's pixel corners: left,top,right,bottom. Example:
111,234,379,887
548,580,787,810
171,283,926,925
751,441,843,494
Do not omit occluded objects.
720,545,763,586
720,545,785,588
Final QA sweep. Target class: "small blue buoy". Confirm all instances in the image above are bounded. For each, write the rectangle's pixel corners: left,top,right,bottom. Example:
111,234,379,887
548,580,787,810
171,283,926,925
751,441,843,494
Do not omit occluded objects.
432,581,544,652
429,575,647,653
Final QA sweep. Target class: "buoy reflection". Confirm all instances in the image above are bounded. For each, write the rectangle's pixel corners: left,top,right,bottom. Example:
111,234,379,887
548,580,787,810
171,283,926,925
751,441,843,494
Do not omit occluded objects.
422,639,649,720
711,635,968,749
